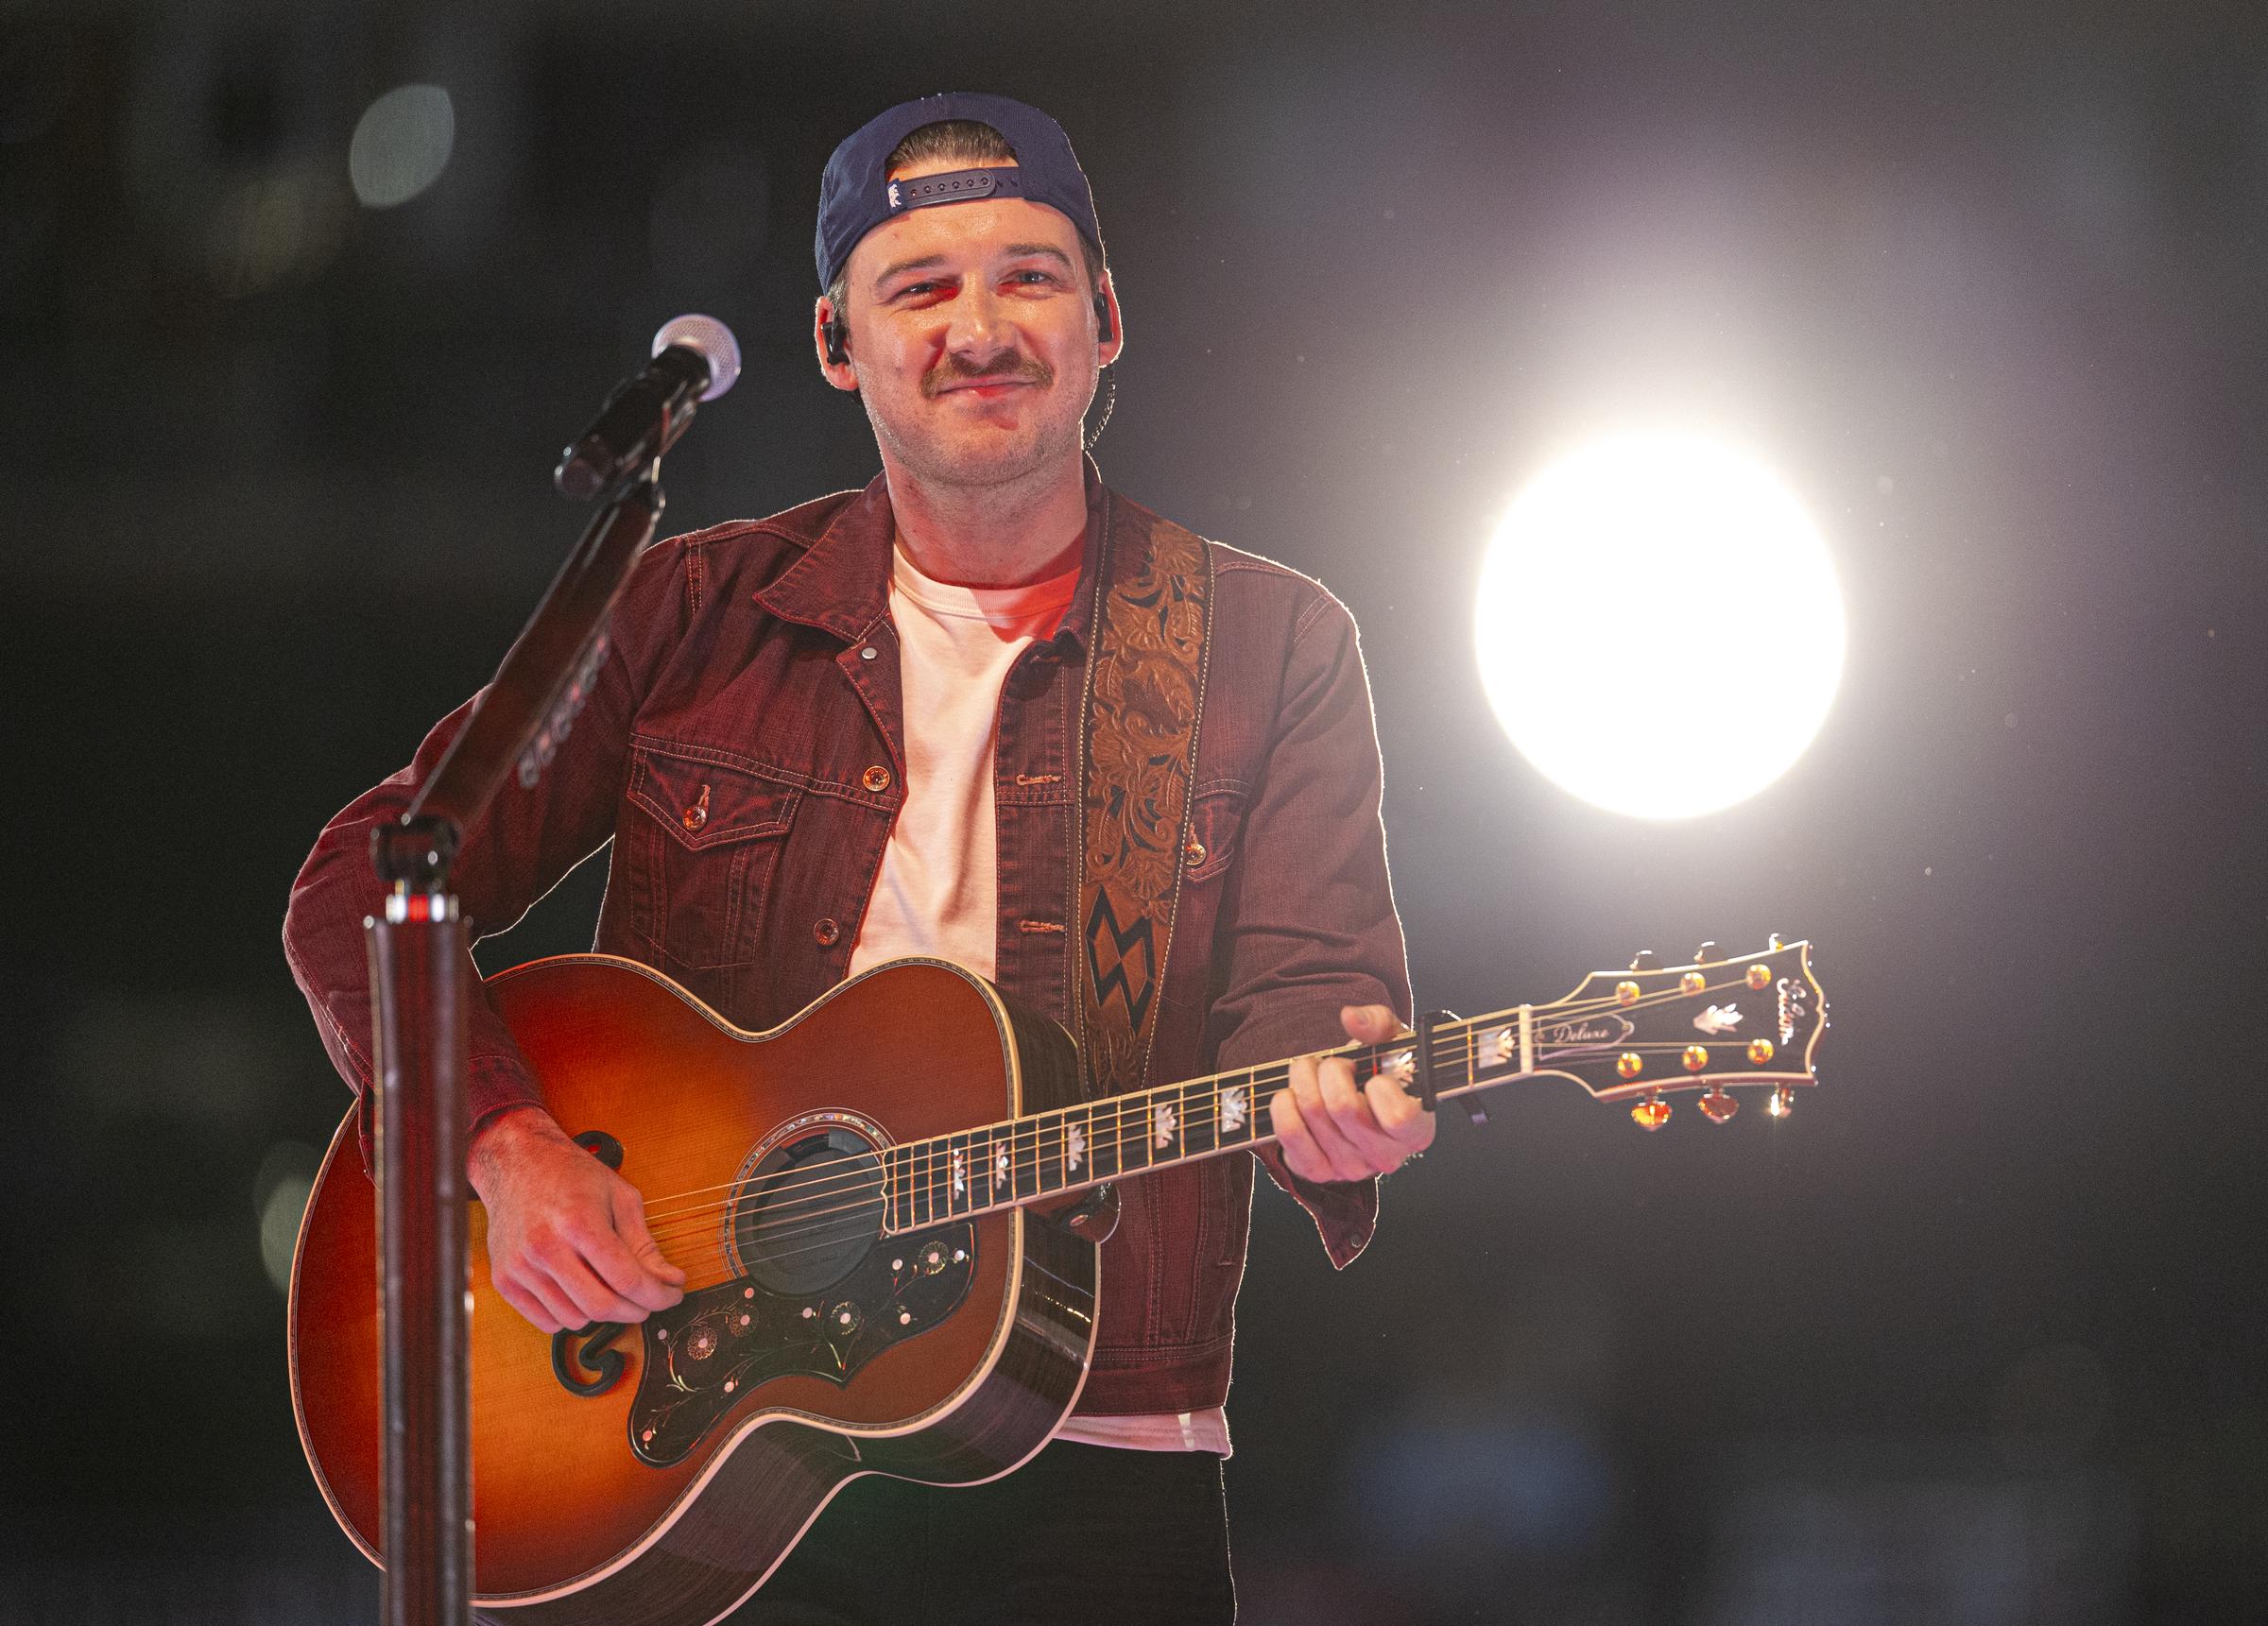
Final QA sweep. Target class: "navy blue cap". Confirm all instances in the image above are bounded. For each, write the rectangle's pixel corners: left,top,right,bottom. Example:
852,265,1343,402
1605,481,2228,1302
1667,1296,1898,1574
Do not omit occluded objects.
816,93,1103,294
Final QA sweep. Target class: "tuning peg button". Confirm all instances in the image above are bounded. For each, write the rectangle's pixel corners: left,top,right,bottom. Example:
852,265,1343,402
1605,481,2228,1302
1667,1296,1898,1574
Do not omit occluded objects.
1694,940,1720,963
1631,1091,1671,1131
1766,1086,1795,1119
1698,1087,1738,1124
1629,950,1659,971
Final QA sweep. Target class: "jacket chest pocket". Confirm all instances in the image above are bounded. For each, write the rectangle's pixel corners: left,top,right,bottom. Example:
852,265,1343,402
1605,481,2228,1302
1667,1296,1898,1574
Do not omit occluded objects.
621,746,801,971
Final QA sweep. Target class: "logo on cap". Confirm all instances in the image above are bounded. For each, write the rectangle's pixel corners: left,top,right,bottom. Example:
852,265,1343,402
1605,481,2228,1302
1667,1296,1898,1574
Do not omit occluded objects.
887,181,902,210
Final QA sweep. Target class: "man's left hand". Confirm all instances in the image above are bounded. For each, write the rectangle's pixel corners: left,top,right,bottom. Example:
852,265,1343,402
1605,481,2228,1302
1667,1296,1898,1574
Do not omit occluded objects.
1268,1004,1436,1184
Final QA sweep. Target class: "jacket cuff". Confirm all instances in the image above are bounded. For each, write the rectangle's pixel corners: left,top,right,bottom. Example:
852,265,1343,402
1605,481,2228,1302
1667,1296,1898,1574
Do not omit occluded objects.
352,1050,548,1174
468,1050,548,1135
1256,1142,1379,1270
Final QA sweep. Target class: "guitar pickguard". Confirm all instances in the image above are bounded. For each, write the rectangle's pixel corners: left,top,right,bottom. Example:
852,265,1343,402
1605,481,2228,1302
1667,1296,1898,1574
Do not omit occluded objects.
627,1223,975,1467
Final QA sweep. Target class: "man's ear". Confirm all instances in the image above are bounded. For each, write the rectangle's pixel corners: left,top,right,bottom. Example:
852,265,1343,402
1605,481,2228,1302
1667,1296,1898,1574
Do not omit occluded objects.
814,298,858,392
1094,274,1125,368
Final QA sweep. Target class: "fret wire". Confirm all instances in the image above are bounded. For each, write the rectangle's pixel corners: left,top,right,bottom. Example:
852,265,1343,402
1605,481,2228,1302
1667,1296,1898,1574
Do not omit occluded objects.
1184,1073,1214,1155
1095,1091,1121,1178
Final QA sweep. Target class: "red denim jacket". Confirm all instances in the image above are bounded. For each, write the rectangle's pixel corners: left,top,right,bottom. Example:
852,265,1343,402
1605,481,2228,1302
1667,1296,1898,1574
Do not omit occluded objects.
283,466,1411,1416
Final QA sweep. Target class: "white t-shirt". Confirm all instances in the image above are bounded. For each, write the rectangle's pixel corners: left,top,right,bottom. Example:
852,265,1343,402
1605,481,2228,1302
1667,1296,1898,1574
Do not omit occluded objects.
849,543,1230,1458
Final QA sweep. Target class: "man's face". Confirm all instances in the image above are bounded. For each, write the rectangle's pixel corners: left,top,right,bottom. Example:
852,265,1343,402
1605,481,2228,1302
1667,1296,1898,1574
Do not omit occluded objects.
820,157,1120,491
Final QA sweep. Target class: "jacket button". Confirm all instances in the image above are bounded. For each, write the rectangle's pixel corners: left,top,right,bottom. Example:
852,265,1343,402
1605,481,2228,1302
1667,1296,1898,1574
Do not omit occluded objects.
1182,834,1207,869
813,917,841,946
681,786,710,832
862,764,893,793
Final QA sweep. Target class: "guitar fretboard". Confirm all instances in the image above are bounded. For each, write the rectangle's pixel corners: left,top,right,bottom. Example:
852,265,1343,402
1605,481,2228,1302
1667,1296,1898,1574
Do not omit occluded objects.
880,1010,1527,1232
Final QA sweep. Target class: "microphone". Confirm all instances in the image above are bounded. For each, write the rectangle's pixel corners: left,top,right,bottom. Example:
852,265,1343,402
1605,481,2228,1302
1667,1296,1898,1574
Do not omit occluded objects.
554,315,742,500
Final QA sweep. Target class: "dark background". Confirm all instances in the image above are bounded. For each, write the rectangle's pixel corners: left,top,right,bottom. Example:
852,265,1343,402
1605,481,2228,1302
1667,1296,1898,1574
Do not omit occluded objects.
3,3,2264,1621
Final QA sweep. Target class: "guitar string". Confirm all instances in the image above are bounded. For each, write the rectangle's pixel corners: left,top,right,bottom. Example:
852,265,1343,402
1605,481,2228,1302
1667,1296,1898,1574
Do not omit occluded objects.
640,1080,1283,1258
638,1010,1790,1284
639,1022,1796,1263
640,1031,1796,1258
616,966,1787,1251
631,959,1783,1226
634,1042,1359,1246
632,964,1778,1231
636,978,1790,1247
649,1080,1308,1286
649,1041,1525,1283
638,1064,1298,1250
632,968,1798,1251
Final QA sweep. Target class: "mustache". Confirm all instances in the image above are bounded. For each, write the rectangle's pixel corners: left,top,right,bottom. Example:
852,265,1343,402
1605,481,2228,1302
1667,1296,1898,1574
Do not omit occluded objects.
922,351,1054,399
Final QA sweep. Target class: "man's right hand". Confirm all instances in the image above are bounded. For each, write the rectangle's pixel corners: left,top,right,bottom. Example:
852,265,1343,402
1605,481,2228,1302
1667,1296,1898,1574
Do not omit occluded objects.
469,1106,687,1335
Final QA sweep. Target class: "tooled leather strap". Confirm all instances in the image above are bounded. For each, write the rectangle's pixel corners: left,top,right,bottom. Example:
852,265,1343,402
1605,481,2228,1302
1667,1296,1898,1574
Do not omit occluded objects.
1073,503,1215,1097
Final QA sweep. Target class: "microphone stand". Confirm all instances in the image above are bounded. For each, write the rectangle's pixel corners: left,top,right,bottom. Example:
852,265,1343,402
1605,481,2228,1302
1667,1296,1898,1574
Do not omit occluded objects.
367,464,666,1626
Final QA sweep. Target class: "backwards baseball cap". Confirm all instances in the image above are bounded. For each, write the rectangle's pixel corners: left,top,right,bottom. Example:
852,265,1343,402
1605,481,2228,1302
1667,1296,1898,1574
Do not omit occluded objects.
815,92,1103,294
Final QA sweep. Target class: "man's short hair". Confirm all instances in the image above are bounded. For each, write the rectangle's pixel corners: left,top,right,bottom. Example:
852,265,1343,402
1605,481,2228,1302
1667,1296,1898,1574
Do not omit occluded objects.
825,119,1108,317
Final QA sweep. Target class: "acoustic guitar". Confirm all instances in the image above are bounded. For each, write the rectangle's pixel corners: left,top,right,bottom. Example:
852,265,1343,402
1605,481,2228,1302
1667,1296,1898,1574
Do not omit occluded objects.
290,939,1828,1623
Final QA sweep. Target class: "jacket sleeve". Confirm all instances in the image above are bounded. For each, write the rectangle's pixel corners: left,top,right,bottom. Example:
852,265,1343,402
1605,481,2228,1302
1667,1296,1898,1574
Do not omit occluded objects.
1204,587,1412,1269
280,536,695,1167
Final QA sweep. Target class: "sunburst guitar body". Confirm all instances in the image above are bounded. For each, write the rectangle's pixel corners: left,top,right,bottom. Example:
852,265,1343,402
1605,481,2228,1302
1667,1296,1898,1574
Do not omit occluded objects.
291,955,1097,1626
290,940,1829,1624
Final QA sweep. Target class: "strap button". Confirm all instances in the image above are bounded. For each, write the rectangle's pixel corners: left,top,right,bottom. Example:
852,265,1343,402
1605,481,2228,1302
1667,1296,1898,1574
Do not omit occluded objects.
814,917,841,947
862,764,893,793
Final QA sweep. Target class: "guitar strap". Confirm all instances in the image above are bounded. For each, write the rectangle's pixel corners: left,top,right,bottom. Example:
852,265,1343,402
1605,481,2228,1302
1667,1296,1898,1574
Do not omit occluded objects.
1071,500,1215,1098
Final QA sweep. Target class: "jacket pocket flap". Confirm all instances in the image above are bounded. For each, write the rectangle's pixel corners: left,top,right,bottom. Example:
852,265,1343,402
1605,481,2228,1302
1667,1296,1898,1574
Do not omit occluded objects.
629,747,800,850
1183,785,1248,881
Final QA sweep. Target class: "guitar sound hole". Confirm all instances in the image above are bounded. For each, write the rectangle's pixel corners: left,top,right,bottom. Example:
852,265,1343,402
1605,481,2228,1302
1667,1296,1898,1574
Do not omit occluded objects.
733,1128,887,1297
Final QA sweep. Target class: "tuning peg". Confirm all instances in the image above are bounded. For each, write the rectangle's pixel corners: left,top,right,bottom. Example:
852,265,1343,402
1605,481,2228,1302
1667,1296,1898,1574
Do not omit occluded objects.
1628,950,1659,971
1693,940,1719,963
1766,1085,1795,1120
1698,1087,1738,1124
1630,1091,1671,1132
1767,933,1785,950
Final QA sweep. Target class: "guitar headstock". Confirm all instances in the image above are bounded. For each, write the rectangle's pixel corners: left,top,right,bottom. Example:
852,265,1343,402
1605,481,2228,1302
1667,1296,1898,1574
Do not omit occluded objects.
1527,938,1827,1128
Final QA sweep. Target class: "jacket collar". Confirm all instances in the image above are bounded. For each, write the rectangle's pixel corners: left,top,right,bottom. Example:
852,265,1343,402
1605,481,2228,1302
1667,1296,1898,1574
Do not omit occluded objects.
753,457,1112,656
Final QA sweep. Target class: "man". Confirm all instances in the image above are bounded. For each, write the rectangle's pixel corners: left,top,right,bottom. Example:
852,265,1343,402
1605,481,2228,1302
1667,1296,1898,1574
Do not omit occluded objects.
284,92,1429,1621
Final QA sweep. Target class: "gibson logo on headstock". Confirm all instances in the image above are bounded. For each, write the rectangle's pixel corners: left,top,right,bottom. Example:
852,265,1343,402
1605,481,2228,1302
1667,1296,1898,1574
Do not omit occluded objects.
1538,1013,1635,1057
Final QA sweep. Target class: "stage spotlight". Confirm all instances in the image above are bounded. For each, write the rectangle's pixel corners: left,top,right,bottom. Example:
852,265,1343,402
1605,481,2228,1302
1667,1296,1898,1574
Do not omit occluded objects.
1475,432,1845,820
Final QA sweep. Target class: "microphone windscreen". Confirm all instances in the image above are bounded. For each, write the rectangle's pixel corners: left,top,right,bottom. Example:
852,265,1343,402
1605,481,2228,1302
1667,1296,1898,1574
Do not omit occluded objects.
652,314,742,402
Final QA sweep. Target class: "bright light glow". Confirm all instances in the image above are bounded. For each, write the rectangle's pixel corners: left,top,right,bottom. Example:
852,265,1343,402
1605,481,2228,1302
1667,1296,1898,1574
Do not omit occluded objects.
1475,433,1845,820
350,84,455,209
253,1139,319,1295
259,1172,313,1293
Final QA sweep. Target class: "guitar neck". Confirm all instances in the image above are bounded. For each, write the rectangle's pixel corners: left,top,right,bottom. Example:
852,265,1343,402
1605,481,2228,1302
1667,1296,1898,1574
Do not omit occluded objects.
880,1007,1531,1233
